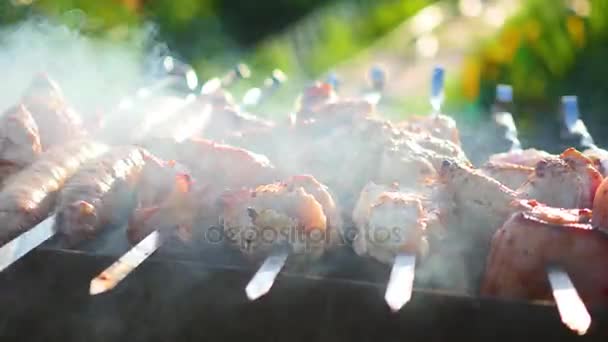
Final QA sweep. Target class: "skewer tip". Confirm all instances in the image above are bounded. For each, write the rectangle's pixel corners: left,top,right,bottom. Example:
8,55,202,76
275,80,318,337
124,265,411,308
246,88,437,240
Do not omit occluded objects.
384,253,416,312
89,277,112,296
547,267,592,335
245,250,289,301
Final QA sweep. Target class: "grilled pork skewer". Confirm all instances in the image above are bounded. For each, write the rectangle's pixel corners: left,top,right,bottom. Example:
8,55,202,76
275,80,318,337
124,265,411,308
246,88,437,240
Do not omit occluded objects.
220,175,340,300
479,85,535,189
559,95,608,176
489,90,593,334
93,141,281,296
352,182,430,311
91,164,194,295
19,73,87,149
395,67,459,146
53,146,148,246
480,200,599,334
0,105,42,186
0,140,108,271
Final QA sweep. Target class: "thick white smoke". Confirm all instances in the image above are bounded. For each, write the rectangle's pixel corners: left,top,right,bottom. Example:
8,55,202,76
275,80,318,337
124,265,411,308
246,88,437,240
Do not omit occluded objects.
0,16,167,118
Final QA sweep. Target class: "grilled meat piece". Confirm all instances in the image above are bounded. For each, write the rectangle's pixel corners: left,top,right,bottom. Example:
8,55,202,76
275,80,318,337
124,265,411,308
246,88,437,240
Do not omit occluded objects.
516,148,602,209
54,147,148,246
127,166,201,245
20,73,86,148
481,200,608,306
436,158,527,292
398,114,460,146
0,140,107,246
142,137,279,190
352,182,429,264
481,162,534,190
221,175,339,258
293,82,338,120
488,148,552,167
0,104,42,184
583,147,608,177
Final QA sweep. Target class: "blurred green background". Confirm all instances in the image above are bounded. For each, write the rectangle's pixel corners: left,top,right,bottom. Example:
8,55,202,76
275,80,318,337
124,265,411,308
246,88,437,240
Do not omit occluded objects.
1,0,608,147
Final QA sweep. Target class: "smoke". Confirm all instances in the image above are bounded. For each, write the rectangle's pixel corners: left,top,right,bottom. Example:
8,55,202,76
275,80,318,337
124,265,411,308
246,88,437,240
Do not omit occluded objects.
0,16,167,118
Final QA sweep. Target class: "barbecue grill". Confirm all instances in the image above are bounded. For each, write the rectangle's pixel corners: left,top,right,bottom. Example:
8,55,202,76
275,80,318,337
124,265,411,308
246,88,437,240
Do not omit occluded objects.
0,60,607,342
2,234,608,342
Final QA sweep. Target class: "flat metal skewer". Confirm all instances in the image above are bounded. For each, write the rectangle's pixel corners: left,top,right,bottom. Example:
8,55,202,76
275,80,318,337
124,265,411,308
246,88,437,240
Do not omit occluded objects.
242,69,287,108
245,249,289,301
0,215,56,272
90,229,163,295
561,95,597,151
363,65,385,105
547,266,591,335
430,65,445,116
384,253,416,312
493,84,522,152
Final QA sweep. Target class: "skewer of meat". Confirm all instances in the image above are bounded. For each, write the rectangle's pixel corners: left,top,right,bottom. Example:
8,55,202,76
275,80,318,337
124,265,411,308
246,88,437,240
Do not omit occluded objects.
479,85,535,189
396,67,460,146
480,200,599,334
352,182,431,311
0,140,108,271
90,160,196,295
219,175,340,300
90,140,279,295
439,155,597,333
559,95,608,176
53,146,148,246
0,105,42,186
489,91,596,333
19,73,87,149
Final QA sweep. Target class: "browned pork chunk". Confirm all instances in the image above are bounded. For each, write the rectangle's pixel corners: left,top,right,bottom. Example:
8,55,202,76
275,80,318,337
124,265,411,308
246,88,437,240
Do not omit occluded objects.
481,162,534,190
127,164,201,245
54,147,148,246
20,73,86,148
352,182,429,264
220,175,340,258
488,148,552,167
0,104,42,184
481,200,608,306
142,137,279,190
398,114,460,146
0,140,107,245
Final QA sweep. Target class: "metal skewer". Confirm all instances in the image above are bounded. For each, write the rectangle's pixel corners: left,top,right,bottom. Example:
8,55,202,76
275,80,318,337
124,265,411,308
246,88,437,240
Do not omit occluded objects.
242,69,287,108
245,248,289,301
325,71,340,92
384,253,416,312
90,229,163,295
493,84,522,152
117,56,198,111
495,93,591,335
363,65,386,105
200,63,251,95
547,266,591,335
561,95,597,151
0,215,56,272
430,65,445,116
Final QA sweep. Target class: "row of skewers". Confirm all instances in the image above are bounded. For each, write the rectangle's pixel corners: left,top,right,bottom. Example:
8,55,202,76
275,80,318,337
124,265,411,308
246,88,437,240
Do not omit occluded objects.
0,58,607,336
